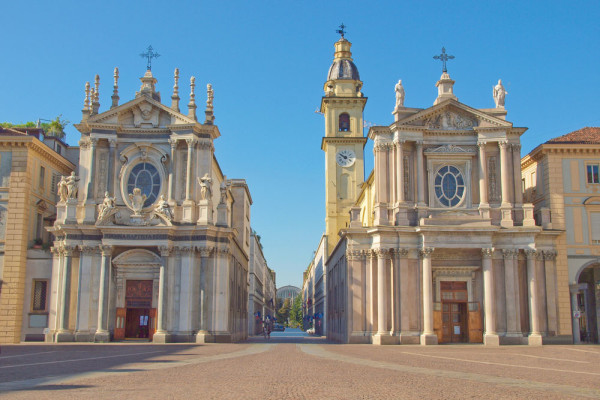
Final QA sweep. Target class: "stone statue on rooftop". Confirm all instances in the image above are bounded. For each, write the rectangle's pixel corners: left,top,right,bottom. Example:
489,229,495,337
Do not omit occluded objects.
395,80,405,110
493,79,507,108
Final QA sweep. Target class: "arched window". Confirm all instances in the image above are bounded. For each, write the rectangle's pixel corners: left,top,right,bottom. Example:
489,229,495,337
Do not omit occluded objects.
339,113,350,132
127,162,161,207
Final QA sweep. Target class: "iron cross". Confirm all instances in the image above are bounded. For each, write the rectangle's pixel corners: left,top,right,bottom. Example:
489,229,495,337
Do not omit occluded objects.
433,47,455,73
336,23,346,39
140,45,161,71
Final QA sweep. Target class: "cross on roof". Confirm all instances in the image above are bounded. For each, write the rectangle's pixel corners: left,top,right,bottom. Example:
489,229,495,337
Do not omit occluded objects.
433,47,455,73
140,45,161,71
336,23,346,39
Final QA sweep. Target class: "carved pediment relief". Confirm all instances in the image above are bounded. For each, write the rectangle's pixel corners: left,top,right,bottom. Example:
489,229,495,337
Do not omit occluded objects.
132,101,160,127
424,111,478,130
424,144,476,155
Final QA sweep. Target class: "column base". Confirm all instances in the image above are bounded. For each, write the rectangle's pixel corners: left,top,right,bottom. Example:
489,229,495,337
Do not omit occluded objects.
500,204,514,228
94,331,110,343
420,333,438,345
399,332,421,344
484,333,500,346
394,205,410,226
74,331,94,342
181,200,197,223
196,331,232,343
500,333,526,345
374,203,390,226
372,333,398,345
528,333,543,346
55,330,74,342
478,203,490,219
152,331,172,343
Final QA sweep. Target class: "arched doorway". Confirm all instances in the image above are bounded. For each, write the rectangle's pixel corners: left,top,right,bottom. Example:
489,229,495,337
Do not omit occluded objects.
572,264,600,343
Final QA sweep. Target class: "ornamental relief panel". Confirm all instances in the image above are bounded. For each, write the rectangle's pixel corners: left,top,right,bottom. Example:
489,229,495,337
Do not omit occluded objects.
424,111,478,130
488,156,500,202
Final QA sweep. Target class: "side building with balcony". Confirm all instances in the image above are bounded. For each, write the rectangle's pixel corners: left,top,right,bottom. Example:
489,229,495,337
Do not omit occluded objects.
303,235,327,335
522,127,600,343
0,127,76,343
248,231,276,335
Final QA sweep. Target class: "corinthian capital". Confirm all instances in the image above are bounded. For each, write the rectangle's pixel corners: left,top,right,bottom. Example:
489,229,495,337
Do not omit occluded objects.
419,247,434,258
481,247,494,258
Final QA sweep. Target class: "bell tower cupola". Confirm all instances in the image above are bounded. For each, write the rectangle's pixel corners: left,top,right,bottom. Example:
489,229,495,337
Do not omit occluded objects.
321,27,368,254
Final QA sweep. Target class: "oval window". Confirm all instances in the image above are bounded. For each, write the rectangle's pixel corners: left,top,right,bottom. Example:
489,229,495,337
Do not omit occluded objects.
127,162,161,207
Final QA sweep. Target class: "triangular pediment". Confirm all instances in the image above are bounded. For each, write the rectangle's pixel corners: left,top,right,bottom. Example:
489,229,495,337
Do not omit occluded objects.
87,94,198,129
396,99,512,130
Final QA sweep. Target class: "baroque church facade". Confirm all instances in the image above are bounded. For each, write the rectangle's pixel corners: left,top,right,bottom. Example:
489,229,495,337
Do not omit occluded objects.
47,68,251,343
321,36,571,345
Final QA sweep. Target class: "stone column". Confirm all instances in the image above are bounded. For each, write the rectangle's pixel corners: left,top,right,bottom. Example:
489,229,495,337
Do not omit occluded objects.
499,141,513,227
395,140,405,203
107,139,116,195
55,246,75,342
196,247,213,342
86,138,98,200
543,250,558,335
477,141,490,218
95,244,112,342
397,248,413,343
503,249,521,339
373,143,389,226
416,141,425,207
178,246,194,336
75,245,95,341
374,248,393,344
154,246,171,341
168,139,177,202
482,248,499,345
420,247,437,345
185,138,195,201
512,144,523,206
526,249,542,345
570,286,581,344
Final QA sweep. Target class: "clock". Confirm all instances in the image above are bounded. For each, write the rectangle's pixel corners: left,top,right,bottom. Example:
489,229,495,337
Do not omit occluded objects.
336,149,356,167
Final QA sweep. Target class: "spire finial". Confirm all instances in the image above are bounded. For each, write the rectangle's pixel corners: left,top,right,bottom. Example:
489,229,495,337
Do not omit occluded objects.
91,74,100,114
111,67,120,108
82,81,91,120
336,23,346,39
171,68,180,112
205,83,215,124
140,45,160,71
188,76,197,120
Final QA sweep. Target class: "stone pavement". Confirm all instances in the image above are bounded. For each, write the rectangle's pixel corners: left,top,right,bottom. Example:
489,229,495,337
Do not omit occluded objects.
0,332,599,399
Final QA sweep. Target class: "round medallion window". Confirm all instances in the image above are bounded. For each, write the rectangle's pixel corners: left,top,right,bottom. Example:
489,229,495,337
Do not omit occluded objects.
434,165,465,207
127,162,161,208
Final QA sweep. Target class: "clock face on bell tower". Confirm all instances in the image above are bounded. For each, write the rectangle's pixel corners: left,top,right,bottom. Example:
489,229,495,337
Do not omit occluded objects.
320,35,367,253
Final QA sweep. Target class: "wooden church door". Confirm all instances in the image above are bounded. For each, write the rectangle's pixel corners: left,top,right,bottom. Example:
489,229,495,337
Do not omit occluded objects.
114,308,126,340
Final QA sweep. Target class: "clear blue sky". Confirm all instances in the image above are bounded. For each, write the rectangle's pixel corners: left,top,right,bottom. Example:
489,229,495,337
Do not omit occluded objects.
2,1,599,288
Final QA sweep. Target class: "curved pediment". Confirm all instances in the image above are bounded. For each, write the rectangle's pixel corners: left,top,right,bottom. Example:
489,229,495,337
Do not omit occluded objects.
112,248,162,266
583,196,600,205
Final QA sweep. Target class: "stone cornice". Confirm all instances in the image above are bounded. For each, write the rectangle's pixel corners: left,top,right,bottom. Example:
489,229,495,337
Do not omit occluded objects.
0,136,75,173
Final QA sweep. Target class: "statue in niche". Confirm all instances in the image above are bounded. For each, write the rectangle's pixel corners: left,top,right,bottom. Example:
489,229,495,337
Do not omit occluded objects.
219,180,228,204
65,172,79,200
97,192,116,222
154,195,173,221
57,176,68,202
493,79,507,108
198,173,212,201
394,79,405,109
129,188,146,216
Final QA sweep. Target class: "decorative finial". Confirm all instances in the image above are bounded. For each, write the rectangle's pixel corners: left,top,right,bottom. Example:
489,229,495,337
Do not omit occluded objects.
171,68,180,112
140,45,160,71
111,67,119,108
433,47,455,73
205,83,215,124
336,23,346,39
188,76,197,120
91,74,100,114
84,81,90,111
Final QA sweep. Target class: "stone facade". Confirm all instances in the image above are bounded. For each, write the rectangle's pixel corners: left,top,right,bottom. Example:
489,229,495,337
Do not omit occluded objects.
522,127,600,343
248,232,276,335
0,128,75,343
46,69,251,343
319,36,565,346
303,236,327,335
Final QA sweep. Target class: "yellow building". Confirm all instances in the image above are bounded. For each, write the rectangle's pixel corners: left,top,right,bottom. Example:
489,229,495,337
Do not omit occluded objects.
0,127,75,343
522,127,600,343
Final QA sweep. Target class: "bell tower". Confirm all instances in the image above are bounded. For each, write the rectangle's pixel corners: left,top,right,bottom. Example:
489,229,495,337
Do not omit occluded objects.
321,33,367,254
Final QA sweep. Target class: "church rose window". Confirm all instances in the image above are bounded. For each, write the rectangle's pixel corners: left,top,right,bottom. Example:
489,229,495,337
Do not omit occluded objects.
127,162,161,207
434,165,465,207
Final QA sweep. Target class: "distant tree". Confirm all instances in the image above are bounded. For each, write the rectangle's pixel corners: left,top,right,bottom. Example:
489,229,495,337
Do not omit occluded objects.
1,115,68,139
276,298,291,324
289,295,302,328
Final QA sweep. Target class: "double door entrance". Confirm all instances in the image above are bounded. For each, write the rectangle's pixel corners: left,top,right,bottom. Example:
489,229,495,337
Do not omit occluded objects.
435,281,483,343
114,280,156,341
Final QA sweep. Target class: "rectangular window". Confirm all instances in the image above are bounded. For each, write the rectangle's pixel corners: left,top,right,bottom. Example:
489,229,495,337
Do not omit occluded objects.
51,173,60,195
32,280,48,312
587,164,599,184
521,178,526,193
39,166,45,189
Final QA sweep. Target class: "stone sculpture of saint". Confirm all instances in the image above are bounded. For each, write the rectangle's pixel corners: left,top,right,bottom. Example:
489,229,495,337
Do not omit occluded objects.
395,79,405,109
65,172,79,200
129,188,146,216
219,181,228,204
154,195,173,221
57,176,69,202
198,173,212,201
97,192,115,222
493,79,507,108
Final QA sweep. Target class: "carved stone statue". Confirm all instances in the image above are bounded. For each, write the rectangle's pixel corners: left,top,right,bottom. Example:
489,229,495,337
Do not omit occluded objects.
198,173,212,201
219,180,228,204
394,79,405,109
493,79,507,108
97,192,115,222
154,195,173,221
129,188,146,216
57,176,68,202
65,172,79,200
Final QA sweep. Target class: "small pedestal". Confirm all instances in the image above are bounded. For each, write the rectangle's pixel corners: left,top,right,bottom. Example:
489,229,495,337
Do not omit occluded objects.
479,203,490,219
420,333,438,346
216,203,228,227
181,200,196,223
55,330,74,342
349,206,362,228
528,333,543,346
523,204,537,227
394,204,410,226
153,331,172,343
373,203,389,226
484,333,500,346
373,333,398,345
500,204,514,228
82,202,97,224
62,199,78,224
197,200,213,225
94,331,110,343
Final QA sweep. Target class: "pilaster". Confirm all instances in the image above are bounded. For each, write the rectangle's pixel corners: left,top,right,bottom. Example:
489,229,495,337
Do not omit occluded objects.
420,247,437,345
